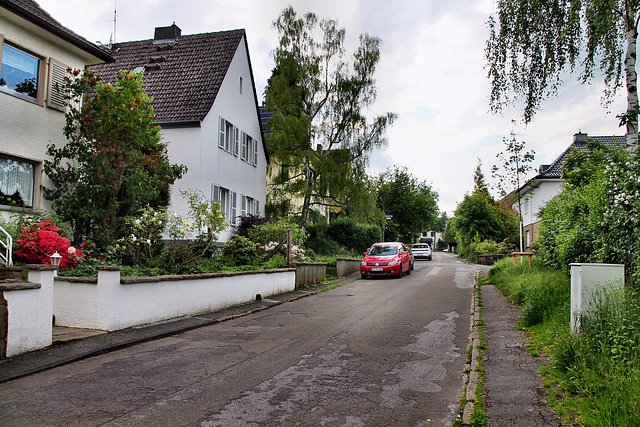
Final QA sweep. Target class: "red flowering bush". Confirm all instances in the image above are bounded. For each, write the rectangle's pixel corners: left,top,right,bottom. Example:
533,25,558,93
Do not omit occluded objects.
14,220,84,270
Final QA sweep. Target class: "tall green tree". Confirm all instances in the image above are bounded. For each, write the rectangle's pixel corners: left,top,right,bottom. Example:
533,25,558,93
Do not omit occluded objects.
473,157,492,199
374,166,439,242
43,69,186,244
486,0,640,144
264,6,397,228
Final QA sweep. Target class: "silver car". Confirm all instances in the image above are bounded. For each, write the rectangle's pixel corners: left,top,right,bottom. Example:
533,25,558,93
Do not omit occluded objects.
411,243,432,260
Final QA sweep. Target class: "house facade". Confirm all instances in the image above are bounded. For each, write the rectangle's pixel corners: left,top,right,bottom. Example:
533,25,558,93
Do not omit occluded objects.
90,24,267,241
0,0,113,215
516,132,626,248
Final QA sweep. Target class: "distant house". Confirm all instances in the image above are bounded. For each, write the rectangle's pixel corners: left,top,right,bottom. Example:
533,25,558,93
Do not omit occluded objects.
90,24,268,241
514,132,626,247
0,0,113,214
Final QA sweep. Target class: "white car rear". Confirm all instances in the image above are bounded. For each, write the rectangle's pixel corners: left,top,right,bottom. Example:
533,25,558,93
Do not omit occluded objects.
411,243,432,260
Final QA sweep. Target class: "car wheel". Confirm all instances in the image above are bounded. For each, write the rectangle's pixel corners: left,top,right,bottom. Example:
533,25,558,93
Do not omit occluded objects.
410,261,415,271
360,274,367,280
396,265,403,278
406,264,411,275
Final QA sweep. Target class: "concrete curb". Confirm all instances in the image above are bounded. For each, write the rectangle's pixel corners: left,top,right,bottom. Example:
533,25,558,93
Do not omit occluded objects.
462,271,484,424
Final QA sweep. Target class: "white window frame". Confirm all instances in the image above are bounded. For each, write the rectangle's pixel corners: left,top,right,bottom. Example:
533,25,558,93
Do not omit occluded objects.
212,184,237,226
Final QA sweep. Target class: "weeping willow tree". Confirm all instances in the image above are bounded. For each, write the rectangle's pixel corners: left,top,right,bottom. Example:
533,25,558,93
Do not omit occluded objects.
486,0,640,145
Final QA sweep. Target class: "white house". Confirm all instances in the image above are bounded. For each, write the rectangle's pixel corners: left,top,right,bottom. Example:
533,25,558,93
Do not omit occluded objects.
516,132,626,248
0,0,113,215
90,24,268,241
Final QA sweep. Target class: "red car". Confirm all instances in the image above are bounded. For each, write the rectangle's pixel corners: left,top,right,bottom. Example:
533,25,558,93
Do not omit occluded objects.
360,242,414,279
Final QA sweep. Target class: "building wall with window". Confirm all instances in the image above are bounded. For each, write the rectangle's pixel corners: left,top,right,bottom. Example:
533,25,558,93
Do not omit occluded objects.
0,3,111,215
163,35,266,241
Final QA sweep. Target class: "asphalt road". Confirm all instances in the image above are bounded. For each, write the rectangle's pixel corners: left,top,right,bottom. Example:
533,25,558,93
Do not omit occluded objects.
0,252,488,426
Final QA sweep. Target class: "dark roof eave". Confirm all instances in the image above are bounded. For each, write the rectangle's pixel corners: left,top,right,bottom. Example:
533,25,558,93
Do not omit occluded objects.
157,120,201,129
0,0,115,63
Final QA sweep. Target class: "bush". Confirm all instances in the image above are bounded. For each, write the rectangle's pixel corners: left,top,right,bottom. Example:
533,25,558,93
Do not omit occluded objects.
306,217,381,255
470,239,516,255
247,217,306,247
221,235,260,266
14,220,84,271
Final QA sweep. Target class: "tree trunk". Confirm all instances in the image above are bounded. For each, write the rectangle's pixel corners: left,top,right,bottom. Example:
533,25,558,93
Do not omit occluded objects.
625,25,639,146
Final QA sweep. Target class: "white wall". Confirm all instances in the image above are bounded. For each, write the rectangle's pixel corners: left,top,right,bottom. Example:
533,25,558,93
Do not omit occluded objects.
164,36,267,241
4,268,54,357
54,268,296,331
521,180,563,227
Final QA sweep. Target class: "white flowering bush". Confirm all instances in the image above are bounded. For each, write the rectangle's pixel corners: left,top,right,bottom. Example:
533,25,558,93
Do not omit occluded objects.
163,189,227,273
119,206,168,267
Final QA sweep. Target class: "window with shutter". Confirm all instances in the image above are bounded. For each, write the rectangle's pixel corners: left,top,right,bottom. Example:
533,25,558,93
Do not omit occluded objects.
233,126,239,156
47,58,67,111
230,191,237,225
253,138,258,166
218,118,225,148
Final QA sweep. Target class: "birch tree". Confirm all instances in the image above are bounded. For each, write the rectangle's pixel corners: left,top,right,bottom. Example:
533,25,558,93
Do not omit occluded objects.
264,6,396,228
486,0,640,145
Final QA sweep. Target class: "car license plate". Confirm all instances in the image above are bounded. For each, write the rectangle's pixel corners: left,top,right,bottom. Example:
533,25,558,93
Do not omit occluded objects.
371,267,383,272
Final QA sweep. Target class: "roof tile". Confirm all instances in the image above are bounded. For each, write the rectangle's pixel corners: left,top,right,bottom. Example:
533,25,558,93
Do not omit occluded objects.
89,29,245,124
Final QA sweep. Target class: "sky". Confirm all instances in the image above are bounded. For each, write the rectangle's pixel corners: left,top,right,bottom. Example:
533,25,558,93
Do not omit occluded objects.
36,0,629,215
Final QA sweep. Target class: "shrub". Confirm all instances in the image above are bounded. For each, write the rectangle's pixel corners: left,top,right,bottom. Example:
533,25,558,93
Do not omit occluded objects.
247,217,306,247
221,236,260,266
14,220,84,270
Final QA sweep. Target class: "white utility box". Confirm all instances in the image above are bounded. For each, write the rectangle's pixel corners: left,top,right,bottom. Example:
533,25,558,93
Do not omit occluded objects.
570,263,625,332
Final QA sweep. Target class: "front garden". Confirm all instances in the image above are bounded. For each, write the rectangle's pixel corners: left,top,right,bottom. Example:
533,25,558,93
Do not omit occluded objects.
0,197,379,280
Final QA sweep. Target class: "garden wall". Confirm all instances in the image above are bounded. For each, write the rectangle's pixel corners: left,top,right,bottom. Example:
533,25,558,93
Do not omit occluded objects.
1,266,54,357
336,258,361,277
291,262,326,288
54,267,297,332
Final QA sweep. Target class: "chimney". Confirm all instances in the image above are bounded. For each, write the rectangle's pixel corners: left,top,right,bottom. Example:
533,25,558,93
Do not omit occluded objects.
573,131,588,145
316,144,323,153
153,22,181,45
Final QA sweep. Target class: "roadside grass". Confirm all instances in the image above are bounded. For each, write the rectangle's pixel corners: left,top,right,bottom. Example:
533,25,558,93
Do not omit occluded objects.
486,257,640,426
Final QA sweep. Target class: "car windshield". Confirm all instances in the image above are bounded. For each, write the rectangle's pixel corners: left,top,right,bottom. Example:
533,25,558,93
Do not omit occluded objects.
413,244,428,249
369,245,398,256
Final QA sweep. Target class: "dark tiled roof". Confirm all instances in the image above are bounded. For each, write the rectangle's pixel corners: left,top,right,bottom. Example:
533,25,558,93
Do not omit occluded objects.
1,0,114,62
259,106,273,135
536,133,627,179
89,29,246,124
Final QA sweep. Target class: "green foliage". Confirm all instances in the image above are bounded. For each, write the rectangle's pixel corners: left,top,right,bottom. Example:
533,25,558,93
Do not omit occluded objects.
469,239,516,256
373,166,439,242
43,69,186,246
119,206,167,268
487,260,640,425
265,6,397,227
304,217,381,255
246,216,306,247
221,236,260,267
486,0,639,140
